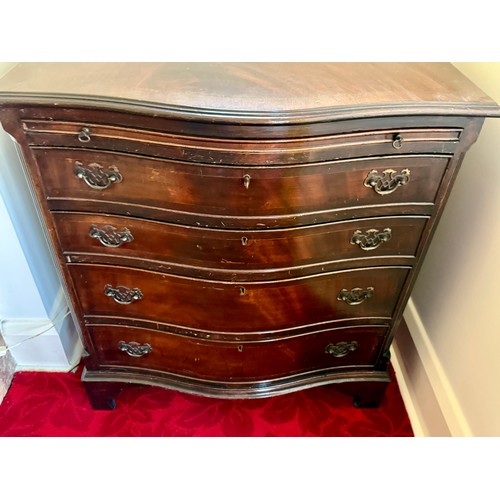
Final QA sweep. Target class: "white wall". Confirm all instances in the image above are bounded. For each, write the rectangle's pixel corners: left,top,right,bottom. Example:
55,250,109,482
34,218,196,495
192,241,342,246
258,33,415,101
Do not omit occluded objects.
0,62,82,372
395,63,500,436
0,191,47,318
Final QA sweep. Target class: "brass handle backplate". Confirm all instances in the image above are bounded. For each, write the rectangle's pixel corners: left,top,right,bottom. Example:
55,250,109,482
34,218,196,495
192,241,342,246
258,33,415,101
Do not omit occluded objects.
337,287,374,305
89,224,134,247
351,228,392,251
364,168,410,195
74,161,123,190
325,341,359,357
118,341,152,357
104,284,143,305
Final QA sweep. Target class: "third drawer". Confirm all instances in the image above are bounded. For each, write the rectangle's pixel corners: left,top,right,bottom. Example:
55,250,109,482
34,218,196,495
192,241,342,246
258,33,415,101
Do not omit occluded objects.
70,263,410,334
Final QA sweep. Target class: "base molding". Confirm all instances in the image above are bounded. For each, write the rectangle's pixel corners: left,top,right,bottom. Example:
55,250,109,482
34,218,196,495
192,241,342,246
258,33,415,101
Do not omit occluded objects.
82,366,391,410
391,299,471,436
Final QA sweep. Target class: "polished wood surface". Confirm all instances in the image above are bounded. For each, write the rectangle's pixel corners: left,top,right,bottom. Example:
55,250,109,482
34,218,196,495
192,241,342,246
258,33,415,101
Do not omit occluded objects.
24,119,462,163
0,63,496,116
11,105,482,139
89,324,387,381
54,212,427,278
1,63,497,408
34,149,449,228
70,263,409,333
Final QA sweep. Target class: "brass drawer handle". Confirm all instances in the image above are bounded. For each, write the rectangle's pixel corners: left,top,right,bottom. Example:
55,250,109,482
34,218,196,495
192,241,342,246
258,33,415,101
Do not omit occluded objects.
392,133,404,149
351,228,392,251
104,284,143,305
89,224,134,247
78,127,91,143
325,341,359,357
243,174,251,189
364,168,410,195
74,161,123,190
118,341,152,357
337,287,374,305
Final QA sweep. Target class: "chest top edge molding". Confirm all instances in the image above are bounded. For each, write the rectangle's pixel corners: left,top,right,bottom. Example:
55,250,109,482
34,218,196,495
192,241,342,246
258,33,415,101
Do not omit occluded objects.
0,63,499,124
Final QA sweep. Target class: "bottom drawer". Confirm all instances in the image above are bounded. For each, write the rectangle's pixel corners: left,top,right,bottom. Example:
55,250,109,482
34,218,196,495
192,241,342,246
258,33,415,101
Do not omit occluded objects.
88,324,388,381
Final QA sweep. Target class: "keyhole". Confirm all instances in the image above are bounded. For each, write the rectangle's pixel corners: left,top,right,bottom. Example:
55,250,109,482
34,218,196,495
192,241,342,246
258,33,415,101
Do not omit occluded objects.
240,287,246,296
241,236,248,246
243,174,251,189
237,345,243,352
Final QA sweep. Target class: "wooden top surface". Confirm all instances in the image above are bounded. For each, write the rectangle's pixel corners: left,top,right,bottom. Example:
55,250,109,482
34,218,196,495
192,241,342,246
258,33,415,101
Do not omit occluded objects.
0,62,498,121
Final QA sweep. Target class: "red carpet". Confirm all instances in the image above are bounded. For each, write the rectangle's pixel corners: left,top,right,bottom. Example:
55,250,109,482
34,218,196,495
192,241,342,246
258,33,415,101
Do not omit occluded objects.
0,365,413,436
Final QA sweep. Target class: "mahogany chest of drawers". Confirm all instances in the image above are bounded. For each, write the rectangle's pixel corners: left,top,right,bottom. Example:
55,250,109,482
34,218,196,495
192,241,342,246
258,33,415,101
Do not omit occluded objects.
0,63,497,409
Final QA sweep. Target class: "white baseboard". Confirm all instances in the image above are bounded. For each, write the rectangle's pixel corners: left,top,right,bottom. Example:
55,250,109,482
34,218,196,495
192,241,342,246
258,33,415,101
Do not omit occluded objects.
0,334,16,404
1,288,83,371
398,298,472,436
390,346,425,437
1,319,79,371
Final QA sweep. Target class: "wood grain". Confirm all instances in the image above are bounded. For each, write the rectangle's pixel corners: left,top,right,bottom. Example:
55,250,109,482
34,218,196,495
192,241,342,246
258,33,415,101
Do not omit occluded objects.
0,63,496,115
34,149,450,228
54,212,427,279
69,263,410,333
89,324,387,381
23,119,462,163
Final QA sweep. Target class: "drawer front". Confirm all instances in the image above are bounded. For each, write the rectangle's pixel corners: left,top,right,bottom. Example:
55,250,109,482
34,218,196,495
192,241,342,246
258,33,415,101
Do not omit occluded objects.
24,119,462,164
34,149,449,227
89,324,388,381
70,263,410,333
55,212,427,277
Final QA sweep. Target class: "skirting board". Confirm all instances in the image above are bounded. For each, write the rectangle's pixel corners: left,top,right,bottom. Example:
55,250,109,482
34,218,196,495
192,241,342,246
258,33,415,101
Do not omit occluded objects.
2,317,82,371
0,334,16,404
392,298,472,437
1,286,83,372
390,346,426,437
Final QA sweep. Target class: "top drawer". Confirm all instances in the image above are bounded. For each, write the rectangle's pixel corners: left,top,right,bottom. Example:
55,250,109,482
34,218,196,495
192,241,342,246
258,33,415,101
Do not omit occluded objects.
22,118,463,165
33,149,449,228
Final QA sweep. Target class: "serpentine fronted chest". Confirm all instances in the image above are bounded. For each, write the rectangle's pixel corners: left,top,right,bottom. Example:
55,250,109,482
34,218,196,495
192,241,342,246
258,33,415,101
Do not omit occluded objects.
0,63,497,409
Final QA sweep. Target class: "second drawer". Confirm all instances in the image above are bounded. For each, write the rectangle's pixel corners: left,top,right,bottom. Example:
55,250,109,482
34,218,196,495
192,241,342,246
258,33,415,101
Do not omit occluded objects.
55,212,428,278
